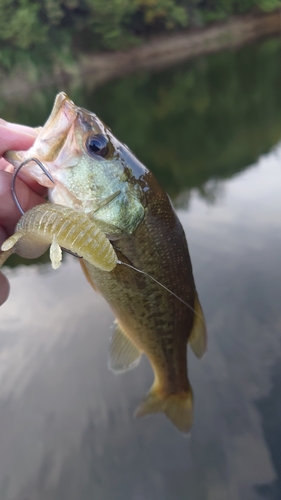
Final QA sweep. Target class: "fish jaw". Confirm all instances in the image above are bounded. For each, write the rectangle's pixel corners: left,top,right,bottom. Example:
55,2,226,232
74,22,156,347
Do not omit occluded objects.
4,92,80,188
5,92,146,231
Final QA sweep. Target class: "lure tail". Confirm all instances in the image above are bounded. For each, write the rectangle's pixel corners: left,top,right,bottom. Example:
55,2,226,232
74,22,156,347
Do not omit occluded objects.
0,248,14,267
134,382,193,433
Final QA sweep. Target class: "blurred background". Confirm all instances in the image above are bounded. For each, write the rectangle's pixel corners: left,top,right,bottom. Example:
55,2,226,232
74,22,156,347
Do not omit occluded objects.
0,2,281,499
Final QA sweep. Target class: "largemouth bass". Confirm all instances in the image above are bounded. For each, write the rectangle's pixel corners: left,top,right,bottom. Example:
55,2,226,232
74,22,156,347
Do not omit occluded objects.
4,92,207,432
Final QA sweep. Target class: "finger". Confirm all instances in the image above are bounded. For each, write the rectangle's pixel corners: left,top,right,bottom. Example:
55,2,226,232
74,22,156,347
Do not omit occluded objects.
0,121,37,156
0,171,46,235
0,158,9,170
0,271,10,306
0,122,46,195
0,226,10,306
3,163,48,196
0,120,41,136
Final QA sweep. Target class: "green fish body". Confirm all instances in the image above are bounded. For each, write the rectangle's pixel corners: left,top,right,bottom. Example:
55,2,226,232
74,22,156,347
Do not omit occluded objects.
4,93,207,432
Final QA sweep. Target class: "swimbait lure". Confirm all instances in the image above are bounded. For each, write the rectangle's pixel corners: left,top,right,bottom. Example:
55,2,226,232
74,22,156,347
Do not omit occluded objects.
0,203,117,272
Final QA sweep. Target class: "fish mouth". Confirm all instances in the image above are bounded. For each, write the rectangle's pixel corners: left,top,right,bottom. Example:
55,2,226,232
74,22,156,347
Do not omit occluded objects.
37,92,77,155
4,92,79,186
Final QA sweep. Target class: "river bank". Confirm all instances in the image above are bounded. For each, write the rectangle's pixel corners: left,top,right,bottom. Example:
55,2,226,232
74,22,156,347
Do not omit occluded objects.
1,8,280,101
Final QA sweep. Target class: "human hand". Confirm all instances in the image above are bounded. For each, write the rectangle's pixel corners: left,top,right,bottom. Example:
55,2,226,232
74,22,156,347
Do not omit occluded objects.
0,119,47,305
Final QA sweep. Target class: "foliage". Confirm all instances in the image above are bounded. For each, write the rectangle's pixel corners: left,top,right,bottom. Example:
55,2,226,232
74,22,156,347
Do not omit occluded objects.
257,0,281,11
87,38,281,200
137,0,188,28
0,0,280,71
2,38,281,201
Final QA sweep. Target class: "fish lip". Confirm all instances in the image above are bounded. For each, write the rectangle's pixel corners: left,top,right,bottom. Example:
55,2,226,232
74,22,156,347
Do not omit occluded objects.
49,92,77,124
3,93,102,197
3,92,79,186
48,92,76,120
38,92,77,144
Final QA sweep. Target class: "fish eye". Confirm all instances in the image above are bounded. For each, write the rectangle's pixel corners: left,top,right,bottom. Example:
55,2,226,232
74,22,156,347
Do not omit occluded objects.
86,134,109,157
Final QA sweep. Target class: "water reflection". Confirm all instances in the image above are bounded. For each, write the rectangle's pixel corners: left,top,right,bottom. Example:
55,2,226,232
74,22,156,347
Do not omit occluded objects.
1,33,281,500
0,143,280,499
1,38,281,201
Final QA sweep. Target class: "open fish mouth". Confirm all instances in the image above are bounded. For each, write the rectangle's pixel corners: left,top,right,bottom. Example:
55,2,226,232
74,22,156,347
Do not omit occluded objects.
4,92,79,186
4,91,146,226
1,91,208,433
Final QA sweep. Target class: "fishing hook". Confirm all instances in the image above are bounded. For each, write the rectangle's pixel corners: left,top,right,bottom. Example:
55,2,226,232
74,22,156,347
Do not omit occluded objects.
11,157,81,259
12,157,55,215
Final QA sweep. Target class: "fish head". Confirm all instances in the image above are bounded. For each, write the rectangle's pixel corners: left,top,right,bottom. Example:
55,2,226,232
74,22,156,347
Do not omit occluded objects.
5,92,147,237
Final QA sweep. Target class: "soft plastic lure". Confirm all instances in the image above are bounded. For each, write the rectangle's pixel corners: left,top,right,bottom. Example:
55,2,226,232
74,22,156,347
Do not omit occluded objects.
0,203,203,317
0,203,117,271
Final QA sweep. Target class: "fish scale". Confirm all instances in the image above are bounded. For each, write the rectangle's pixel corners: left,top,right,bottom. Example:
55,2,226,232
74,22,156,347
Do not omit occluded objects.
3,92,207,432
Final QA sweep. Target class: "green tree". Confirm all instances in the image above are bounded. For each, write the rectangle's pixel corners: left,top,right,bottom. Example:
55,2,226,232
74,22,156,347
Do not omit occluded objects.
0,0,280,70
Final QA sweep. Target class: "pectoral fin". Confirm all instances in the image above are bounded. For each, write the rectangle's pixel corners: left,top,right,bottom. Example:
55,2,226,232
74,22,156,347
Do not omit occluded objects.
189,293,207,359
108,320,142,373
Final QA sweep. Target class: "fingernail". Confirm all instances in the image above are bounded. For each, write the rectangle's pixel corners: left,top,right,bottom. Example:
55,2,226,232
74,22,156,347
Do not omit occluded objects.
0,118,7,126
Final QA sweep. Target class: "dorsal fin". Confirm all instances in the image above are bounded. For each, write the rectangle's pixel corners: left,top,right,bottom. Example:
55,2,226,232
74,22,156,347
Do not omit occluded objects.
189,293,207,358
108,320,142,373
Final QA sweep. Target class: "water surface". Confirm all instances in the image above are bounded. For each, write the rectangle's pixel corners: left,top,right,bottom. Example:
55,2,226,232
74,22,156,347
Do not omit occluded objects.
0,37,281,500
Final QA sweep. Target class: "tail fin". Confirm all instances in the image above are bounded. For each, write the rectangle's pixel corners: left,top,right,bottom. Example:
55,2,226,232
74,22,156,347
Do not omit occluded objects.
134,384,193,433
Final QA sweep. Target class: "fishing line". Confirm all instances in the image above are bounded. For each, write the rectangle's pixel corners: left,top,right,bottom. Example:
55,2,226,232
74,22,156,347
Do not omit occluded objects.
10,158,202,317
116,259,203,318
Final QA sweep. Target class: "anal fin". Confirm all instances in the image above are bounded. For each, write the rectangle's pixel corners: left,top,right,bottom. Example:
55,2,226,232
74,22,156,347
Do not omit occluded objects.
108,320,142,373
189,293,207,359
